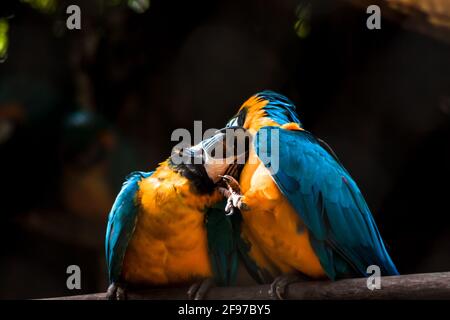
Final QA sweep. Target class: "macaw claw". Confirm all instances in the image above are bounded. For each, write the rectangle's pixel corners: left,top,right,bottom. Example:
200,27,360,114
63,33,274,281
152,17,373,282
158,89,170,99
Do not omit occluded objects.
268,274,307,300
187,278,215,300
218,175,248,215
106,282,127,300
219,175,241,194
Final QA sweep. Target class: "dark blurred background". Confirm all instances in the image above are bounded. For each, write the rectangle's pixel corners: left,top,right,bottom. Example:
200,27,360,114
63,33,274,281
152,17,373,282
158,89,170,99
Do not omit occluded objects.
0,0,449,299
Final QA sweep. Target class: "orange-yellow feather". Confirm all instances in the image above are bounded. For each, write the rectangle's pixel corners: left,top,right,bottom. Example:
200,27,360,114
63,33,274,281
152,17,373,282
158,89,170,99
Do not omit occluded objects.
237,97,326,279
121,160,222,285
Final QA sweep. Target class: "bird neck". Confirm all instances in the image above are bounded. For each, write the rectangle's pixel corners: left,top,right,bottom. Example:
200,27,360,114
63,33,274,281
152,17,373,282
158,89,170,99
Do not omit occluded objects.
165,158,216,195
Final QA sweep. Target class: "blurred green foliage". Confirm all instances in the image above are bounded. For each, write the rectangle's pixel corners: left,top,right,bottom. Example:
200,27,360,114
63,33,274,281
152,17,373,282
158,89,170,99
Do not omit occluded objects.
0,19,8,62
20,0,57,14
294,2,311,39
19,0,151,15
127,0,150,14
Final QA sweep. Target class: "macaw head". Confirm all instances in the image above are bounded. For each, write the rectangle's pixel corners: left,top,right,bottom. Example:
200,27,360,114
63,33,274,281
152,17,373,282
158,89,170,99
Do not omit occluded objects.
226,90,302,130
169,127,250,192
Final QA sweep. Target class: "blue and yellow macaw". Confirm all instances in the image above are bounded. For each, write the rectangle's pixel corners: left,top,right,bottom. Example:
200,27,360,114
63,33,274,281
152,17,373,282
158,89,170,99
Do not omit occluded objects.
221,91,399,298
105,128,247,299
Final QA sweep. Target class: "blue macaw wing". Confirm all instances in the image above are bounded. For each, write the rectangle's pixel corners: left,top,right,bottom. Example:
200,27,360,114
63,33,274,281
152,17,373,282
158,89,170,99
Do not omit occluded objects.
205,200,240,286
105,171,248,286
105,171,154,283
206,202,272,286
254,127,399,279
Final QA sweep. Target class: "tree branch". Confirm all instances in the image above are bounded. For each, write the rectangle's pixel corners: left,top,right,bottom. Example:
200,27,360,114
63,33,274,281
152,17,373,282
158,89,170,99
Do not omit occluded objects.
47,272,450,300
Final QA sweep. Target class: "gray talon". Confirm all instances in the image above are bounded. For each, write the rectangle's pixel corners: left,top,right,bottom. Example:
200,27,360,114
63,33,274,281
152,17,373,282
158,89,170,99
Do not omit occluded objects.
187,281,201,300
187,278,215,300
106,283,127,300
268,274,306,300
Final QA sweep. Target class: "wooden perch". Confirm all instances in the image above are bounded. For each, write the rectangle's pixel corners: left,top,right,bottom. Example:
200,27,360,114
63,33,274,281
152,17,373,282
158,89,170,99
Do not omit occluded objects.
48,272,450,300
344,0,450,44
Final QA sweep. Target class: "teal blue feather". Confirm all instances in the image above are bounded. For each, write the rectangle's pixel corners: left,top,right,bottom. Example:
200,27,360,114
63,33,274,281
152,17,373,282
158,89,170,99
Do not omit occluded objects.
105,171,154,283
205,200,240,286
206,201,273,286
105,171,244,286
226,90,302,128
255,126,399,279
256,90,302,126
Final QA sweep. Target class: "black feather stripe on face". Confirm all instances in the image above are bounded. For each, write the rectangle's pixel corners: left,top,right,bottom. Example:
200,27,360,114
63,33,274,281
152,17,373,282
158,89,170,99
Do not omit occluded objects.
225,163,238,178
226,107,248,128
168,158,216,194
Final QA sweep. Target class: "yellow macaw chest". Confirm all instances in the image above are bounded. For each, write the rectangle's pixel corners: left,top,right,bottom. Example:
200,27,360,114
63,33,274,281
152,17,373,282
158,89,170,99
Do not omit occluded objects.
239,146,326,279
121,166,215,286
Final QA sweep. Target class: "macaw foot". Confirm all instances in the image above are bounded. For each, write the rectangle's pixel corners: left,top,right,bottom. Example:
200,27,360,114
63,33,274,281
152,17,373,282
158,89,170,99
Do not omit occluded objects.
106,282,127,300
268,274,308,300
187,278,215,300
218,175,248,215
